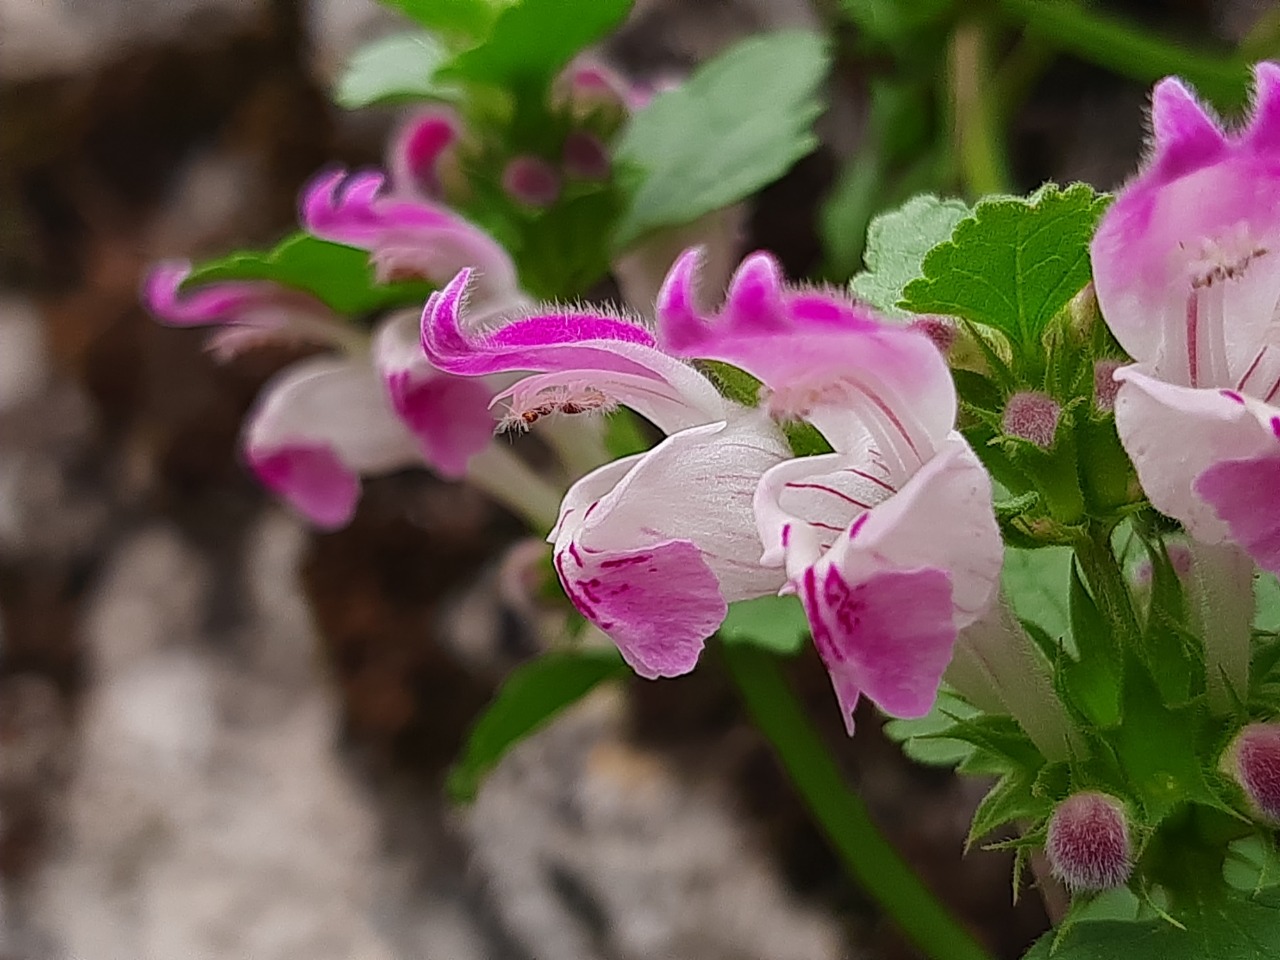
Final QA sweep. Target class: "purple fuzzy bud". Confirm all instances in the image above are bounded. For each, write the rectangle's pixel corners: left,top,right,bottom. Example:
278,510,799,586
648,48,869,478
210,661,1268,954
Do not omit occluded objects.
1046,792,1132,892
908,315,957,354
1094,359,1122,412
1002,391,1061,448
562,131,611,180
502,156,561,208
1230,723,1280,822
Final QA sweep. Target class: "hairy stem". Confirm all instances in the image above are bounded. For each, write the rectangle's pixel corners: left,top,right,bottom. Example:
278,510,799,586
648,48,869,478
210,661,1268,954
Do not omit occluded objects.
723,646,995,960
466,444,564,533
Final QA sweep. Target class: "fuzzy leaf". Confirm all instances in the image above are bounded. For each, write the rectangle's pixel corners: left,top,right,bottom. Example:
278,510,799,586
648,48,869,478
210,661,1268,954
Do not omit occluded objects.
719,595,810,656
1024,890,1280,959
441,0,633,89
612,31,830,249
882,689,979,767
184,233,432,316
968,770,1047,848
850,194,971,317
1002,546,1073,645
900,183,1110,349
335,32,456,109
1061,560,1123,727
448,648,628,803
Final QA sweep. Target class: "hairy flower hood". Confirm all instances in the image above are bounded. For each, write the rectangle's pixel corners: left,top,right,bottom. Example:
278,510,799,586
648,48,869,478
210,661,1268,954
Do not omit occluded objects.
421,269,791,678
1093,62,1280,572
655,249,1003,732
144,266,495,528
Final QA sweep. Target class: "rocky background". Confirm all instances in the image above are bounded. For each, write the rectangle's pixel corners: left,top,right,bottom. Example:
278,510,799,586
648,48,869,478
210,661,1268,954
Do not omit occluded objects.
0,0,1266,957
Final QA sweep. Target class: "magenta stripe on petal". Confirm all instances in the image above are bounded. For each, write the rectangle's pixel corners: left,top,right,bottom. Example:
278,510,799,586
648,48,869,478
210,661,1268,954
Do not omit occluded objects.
1195,454,1280,573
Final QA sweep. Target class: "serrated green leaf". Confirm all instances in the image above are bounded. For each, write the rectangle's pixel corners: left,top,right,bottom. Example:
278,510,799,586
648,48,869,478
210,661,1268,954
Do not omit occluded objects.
882,689,979,767
718,594,809,656
1023,889,1280,960
612,31,830,249
448,648,628,803
1061,560,1123,728
1225,836,1280,894
184,233,432,316
900,183,1110,352
378,0,513,45
335,33,456,109
968,770,1048,848
1002,546,1072,645
441,0,633,88
850,194,971,317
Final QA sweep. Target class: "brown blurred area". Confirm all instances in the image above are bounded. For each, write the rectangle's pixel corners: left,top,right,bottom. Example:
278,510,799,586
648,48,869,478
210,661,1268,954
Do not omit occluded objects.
0,0,1263,957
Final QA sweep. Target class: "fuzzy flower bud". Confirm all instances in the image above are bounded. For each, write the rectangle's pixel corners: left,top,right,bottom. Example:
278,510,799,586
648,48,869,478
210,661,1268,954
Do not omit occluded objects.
502,156,561,207
1002,391,1061,448
908,315,956,355
1093,359,1122,412
1228,723,1280,823
1046,791,1132,892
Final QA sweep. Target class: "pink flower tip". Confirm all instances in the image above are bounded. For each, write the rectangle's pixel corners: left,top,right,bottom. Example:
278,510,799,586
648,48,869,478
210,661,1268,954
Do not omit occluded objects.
1002,391,1061,448
1229,723,1280,823
1093,360,1123,412
502,156,561,208
1046,792,1133,892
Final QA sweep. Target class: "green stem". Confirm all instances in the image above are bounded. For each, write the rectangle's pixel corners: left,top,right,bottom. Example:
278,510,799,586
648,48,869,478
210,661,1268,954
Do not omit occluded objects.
723,646,995,960
950,22,1012,197
994,0,1249,110
1073,522,1140,647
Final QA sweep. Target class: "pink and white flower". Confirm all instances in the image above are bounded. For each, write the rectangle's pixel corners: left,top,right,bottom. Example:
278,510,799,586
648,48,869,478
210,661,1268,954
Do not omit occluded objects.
421,270,792,679
1092,62,1280,573
656,250,1003,731
145,265,495,529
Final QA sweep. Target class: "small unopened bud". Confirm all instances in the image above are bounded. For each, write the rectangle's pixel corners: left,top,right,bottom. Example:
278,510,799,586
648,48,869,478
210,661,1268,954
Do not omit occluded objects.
1094,359,1122,412
562,131,611,180
502,156,561,208
1228,723,1280,823
391,111,460,198
909,315,956,355
1002,391,1061,448
1046,792,1132,892
1067,282,1100,337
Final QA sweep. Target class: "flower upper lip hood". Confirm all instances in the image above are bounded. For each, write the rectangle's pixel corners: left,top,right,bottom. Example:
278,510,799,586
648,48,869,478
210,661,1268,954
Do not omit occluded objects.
301,169,522,308
1092,62,1280,571
420,268,791,679
654,248,1003,731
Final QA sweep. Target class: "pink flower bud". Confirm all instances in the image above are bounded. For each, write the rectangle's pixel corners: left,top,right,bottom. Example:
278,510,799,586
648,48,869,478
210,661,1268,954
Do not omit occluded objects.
908,315,956,354
562,130,610,180
501,156,561,208
1229,723,1280,823
1002,391,1061,448
1094,359,1122,412
1046,792,1132,892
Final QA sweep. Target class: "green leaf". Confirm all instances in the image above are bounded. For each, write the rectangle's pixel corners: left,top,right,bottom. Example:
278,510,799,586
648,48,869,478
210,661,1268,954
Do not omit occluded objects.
378,0,513,45
719,594,809,656
441,0,633,88
1225,836,1280,893
850,194,971,317
900,183,1110,351
335,33,456,109
1002,546,1073,645
1255,573,1280,633
838,0,952,44
602,408,652,458
612,30,830,249
968,769,1048,848
1023,890,1280,959
448,648,628,803
1061,560,1123,727
882,689,979,767
184,233,432,316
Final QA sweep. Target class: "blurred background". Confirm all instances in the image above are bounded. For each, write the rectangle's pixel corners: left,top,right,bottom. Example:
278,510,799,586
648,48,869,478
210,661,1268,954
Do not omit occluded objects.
0,0,1273,957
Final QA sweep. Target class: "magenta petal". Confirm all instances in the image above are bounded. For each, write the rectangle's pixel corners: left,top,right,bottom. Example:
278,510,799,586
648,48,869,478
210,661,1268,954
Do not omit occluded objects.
1195,455,1280,573
248,445,360,530
1149,76,1228,180
800,565,956,733
390,374,495,478
389,109,460,196
1246,62,1280,153
555,538,727,678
